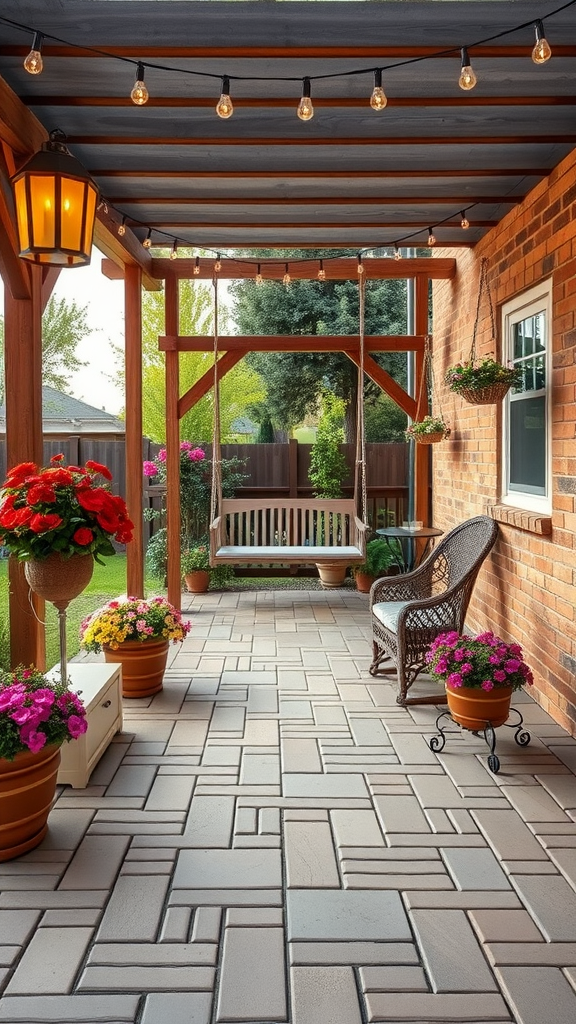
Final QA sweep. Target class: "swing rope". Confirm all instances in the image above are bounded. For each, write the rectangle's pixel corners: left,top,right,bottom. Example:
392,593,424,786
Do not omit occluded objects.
355,274,368,527
210,275,222,527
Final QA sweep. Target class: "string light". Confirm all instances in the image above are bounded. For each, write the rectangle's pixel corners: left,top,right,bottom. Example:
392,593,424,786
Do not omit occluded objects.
459,47,477,91
216,75,234,119
318,260,326,282
428,228,436,246
193,255,200,275
142,228,152,248
23,31,43,75
131,63,149,106
255,263,263,285
170,239,178,260
460,211,470,229
283,263,291,285
370,69,387,111
117,215,126,236
532,20,552,63
97,199,108,214
394,244,402,260
357,254,364,275
297,77,314,121
214,253,222,272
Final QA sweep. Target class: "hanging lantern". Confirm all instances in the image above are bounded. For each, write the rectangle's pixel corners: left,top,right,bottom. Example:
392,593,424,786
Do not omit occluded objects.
11,130,99,267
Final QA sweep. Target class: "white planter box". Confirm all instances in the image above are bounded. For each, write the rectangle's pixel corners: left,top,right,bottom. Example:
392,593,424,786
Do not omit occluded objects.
47,663,123,789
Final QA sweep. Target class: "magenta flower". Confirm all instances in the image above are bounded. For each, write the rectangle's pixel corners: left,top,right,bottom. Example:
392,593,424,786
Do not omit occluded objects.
19,723,47,753
143,461,158,478
493,669,507,682
67,715,88,738
448,672,463,687
481,680,495,691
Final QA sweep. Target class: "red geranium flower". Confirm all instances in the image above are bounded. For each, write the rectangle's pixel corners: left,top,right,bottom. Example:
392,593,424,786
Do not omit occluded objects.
5,462,37,486
72,527,94,546
86,460,113,481
26,483,57,506
50,453,65,463
29,512,63,534
76,486,108,513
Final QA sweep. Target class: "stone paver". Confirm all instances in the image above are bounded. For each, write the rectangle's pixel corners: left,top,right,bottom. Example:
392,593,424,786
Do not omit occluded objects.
1,589,576,1023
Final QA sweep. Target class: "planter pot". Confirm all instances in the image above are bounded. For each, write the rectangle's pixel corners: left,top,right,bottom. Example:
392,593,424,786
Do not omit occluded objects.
414,432,446,445
103,639,169,699
25,552,94,610
316,562,348,588
354,571,375,593
446,683,513,731
458,382,512,405
0,744,61,862
184,570,210,594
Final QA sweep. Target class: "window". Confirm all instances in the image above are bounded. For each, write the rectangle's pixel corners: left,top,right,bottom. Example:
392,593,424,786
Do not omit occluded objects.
501,280,552,514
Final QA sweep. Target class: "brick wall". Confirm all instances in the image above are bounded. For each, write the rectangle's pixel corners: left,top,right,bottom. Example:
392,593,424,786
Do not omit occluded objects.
432,147,576,736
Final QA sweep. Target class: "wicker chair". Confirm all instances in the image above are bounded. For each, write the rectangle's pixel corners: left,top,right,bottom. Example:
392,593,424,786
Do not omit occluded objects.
369,516,499,706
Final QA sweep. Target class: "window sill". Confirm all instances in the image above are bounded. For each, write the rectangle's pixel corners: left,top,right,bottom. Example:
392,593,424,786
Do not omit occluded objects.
488,505,552,535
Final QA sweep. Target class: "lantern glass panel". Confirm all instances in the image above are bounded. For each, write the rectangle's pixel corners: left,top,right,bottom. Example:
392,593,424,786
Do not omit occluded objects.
60,177,87,251
13,177,30,252
29,174,56,249
82,186,98,257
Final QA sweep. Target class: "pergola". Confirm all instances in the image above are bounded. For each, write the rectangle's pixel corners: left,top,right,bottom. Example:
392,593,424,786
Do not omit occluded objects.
1,0,575,667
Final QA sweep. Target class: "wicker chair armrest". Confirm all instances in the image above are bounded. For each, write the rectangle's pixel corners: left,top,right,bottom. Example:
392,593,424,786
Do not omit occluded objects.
397,587,463,629
369,560,435,605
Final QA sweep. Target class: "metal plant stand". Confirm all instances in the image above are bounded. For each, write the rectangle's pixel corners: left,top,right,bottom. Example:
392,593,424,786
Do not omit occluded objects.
428,707,531,774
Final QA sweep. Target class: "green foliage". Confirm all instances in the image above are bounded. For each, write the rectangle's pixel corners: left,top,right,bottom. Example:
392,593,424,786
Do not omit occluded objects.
364,394,408,442
405,415,450,440
140,280,265,442
181,542,210,572
445,356,522,394
229,253,408,435
257,414,275,443
146,528,234,590
354,538,398,577
0,295,90,400
308,393,347,498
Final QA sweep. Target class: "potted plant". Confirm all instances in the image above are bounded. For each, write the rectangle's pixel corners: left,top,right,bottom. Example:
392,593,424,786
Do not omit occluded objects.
0,454,134,604
0,665,87,861
353,538,398,593
425,629,534,730
80,596,191,698
181,542,211,593
444,356,523,406
405,415,451,445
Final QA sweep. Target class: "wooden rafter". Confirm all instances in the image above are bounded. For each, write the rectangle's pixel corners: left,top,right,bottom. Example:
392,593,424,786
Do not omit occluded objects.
3,44,576,58
107,195,519,206
178,350,246,419
91,169,549,179
150,257,456,281
161,335,427,354
68,133,576,147
23,95,576,110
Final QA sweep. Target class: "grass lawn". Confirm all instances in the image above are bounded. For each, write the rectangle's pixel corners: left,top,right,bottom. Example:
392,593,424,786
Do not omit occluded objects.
0,556,164,672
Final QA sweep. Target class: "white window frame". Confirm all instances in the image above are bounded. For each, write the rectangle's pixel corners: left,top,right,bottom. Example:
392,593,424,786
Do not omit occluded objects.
501,279,552,515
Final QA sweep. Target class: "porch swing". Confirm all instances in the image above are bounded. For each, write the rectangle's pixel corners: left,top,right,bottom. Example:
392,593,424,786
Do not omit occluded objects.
209,275,369,567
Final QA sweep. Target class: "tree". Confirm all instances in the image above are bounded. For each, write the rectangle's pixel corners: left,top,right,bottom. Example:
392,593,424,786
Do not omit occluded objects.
0,295,90,399
140,278,265,443
229,252,409,439
308,393,348,498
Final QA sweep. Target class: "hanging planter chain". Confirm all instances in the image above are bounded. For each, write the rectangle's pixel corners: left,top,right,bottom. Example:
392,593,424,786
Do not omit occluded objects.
407,336,450,444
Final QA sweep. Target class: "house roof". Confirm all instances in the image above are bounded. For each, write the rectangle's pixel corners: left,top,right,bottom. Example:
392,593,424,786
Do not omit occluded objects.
0,1,575,254
0,386,125,433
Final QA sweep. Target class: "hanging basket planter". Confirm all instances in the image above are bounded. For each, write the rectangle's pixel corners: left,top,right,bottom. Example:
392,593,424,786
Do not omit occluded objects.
456,380,514,406
406,340,450,447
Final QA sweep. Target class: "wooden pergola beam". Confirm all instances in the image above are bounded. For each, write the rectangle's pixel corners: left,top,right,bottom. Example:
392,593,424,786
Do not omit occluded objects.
346,352,417,419
4,44,576,59
150,258,456,281
178,351,247,419
108,195,519,207
161,335,426,353
24,95,576,110
68,133,576,148
92,169,549,180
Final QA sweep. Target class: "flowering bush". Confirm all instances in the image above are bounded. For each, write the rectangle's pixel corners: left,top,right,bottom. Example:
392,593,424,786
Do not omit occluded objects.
80,596,191,653
426,631,534,692
405,415,450,441
0,455,134,562
0,665,87,761
181,543,210,573
444,356,523,395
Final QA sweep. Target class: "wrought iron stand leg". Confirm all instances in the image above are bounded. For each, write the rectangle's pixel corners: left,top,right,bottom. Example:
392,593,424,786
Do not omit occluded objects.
428,710,452,753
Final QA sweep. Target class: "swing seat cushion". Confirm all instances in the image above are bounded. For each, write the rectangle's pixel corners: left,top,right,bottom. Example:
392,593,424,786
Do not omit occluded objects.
215,544,363,563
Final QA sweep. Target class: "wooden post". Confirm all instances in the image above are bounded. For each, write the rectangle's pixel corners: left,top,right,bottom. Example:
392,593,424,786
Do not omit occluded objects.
125,264,144,598
4,265,46,668
164,276,181,609
414,275,431,527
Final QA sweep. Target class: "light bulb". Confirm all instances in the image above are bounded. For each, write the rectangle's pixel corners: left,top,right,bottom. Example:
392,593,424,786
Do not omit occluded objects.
142,229,152,249
427,229,436,246
297,78,314,121
256,264,263,285
97,200,108,214
357,255,364,275
214,254,222,272
459,47,477,91
24,32,44,75
460,211,470,230
532,21,551,64
283,264,291,285
193,256,200,276
170,241,178,260
216,76,234,118
394,246,402,261
118,216,126,237
131,63,149,105
370,69,387,111
318,261,326,282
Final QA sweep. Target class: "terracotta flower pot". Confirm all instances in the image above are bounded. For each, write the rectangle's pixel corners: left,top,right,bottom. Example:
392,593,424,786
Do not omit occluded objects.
354,571,375,593
446,683,513,731
184,570,210,594
316,562,348,588
0,744,61,862
25,552,94,610
103,638,169,699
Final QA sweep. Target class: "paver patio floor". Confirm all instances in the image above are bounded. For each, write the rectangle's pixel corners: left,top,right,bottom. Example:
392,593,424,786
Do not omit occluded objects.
1,588,576,1024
